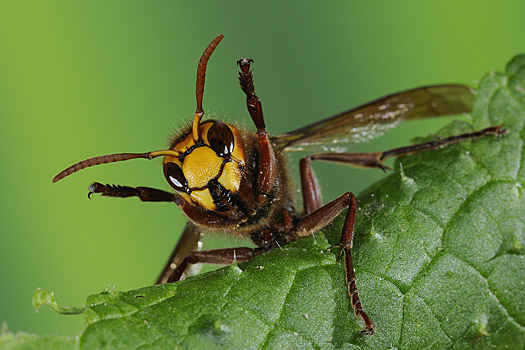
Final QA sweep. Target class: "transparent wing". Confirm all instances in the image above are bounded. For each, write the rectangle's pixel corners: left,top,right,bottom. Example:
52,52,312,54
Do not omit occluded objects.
272,85,475,152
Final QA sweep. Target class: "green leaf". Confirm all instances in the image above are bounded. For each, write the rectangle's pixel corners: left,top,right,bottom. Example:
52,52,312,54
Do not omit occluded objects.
5,55,525,349
0,323,78,350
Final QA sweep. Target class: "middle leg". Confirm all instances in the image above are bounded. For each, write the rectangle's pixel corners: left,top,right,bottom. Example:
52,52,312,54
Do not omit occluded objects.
291,158,376,334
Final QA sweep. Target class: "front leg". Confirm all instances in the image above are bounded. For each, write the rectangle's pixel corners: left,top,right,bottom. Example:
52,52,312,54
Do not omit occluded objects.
237,58,277,196
88,182,176,202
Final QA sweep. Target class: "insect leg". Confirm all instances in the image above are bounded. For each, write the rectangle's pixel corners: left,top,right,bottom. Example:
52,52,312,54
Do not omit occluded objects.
88,182,176,202
293,158,376,334
309,125,505,171
299,157,323,214
165,246,269,283
237,58,277,195
378,125,505,161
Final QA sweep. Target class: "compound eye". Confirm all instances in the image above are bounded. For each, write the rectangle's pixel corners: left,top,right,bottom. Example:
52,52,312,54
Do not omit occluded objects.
163,162,187,192
207,121,234,157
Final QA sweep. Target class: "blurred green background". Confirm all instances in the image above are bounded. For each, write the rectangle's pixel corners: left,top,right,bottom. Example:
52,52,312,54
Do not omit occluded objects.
1,1,524,337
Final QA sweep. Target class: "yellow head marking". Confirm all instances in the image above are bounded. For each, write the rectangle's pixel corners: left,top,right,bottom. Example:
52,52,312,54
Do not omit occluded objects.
218,161,242,192
190,188,215,210
183,146,224,188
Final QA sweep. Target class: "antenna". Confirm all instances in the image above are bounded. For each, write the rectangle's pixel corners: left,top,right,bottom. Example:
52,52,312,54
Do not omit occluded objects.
192,34,224,141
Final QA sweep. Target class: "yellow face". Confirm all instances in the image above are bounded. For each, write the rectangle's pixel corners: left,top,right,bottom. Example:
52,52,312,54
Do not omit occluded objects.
163,120,246,212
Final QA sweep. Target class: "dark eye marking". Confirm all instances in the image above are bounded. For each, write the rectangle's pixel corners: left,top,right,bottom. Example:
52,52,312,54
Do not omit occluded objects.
163,162,187,192
207,121,234,157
